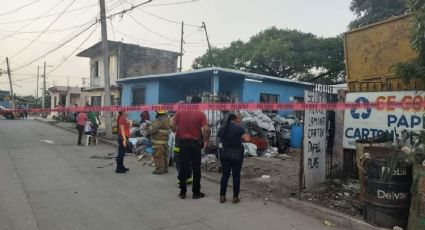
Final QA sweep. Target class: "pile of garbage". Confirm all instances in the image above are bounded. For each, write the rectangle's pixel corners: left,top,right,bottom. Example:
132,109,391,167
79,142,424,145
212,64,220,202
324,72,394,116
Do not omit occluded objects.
239,110,300,157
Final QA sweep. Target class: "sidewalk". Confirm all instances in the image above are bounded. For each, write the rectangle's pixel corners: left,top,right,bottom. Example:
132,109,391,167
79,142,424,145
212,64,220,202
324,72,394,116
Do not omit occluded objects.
33,118,385,230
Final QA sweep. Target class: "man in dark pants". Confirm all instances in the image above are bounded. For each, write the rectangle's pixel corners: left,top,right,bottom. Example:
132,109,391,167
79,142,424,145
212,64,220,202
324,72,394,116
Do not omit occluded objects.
75,111,88,146
171,96,209,199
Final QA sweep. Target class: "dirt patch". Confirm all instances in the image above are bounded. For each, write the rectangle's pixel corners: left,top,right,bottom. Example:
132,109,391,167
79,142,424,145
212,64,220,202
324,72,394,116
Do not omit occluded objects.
202,149,301,202
301,179,362,218
202,149,362,218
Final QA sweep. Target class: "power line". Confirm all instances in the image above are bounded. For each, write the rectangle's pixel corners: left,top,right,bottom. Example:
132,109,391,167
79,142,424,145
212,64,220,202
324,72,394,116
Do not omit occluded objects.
143,0,199,7
0,0,67,42
0,3,98,25
136,8,201,28
128,14,179,42
9,0,77,59
11,22,98,72
106,0,153,19
0,22,94,35
48,24,99,76
0,0,41,17
110,25,180,46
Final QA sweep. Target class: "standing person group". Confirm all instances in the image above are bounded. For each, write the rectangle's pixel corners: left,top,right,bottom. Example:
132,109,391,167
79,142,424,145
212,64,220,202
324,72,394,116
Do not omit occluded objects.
112,97,249,204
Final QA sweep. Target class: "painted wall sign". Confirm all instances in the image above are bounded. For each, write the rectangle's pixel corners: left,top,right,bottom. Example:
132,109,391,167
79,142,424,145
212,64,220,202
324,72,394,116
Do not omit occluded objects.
303,90,328,189
343,91,425,149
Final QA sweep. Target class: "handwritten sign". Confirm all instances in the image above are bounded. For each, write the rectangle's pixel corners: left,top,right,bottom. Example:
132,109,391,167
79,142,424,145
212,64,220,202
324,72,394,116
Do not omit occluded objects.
303,91,327,189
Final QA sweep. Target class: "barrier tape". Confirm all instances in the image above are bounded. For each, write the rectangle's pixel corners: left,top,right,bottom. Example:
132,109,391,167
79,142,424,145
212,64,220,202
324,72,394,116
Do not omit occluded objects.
3,101,425,113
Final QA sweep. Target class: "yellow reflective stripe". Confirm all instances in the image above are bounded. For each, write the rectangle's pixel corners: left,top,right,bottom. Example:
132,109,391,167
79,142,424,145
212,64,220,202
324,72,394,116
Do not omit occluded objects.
152,140,168,145
158,129,169,133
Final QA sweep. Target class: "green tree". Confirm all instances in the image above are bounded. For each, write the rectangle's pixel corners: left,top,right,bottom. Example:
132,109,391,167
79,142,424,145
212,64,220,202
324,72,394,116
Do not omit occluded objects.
192,28,345,84
349,0,408,29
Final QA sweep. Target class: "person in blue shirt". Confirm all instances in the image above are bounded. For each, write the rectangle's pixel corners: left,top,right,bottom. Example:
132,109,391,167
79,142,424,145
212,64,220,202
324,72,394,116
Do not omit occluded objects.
217,113,250,204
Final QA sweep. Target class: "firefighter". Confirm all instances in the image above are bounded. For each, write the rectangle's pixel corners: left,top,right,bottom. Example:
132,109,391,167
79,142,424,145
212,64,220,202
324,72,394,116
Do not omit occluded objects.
149,109,171,174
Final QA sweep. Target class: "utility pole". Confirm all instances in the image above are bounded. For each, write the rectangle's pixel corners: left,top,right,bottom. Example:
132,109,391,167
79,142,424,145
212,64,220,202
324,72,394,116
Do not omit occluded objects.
42,61,46,117
179,21,184,72
6,57,15,109
202,22,214,66
99,0,112,139
36,66,39,100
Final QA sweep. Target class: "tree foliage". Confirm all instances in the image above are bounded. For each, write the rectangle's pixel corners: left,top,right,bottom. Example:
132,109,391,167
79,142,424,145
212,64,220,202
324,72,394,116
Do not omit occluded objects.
395,0,425,82
192,28,345,84
349,0,408,29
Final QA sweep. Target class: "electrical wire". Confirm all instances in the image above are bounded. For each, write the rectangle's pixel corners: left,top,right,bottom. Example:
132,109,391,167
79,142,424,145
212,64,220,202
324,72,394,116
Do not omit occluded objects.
106,0,152,19
136,8,201,28
0,22,91,35
128,14,179,42
110,25,180,46
10,0,77,59
12,22,98,72
0,0,66,42
0,3,98,25
47,24,99,76
143,0,199,7
0,0,41,17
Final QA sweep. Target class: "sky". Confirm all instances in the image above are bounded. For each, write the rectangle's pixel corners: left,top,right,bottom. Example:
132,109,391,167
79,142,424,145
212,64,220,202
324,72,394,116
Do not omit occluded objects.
0,0,355,96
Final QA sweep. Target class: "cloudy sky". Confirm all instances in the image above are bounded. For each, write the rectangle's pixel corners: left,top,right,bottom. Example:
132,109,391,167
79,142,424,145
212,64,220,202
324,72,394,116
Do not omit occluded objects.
0,0,355,96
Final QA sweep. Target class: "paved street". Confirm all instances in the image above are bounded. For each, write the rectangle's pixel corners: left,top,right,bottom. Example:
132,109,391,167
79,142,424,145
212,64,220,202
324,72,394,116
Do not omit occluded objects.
0,119,340,230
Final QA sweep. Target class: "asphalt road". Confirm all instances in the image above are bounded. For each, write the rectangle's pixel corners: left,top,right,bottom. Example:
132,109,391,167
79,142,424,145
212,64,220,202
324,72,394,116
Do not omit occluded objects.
0,119,340,230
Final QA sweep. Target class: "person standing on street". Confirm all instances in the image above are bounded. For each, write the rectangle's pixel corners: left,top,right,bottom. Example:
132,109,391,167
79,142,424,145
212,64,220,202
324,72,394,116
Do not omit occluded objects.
149,109,170,174
171,96,210,199
76,111,88,146
116,111,130,173
218,113,250,204
87,105,101,136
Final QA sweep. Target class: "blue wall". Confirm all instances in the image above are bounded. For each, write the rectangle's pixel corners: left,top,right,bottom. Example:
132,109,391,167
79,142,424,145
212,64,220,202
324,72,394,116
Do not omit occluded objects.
0,100,11,109
219,75,244,101
121,80,159,121
158,78,184,103
243,79,305,116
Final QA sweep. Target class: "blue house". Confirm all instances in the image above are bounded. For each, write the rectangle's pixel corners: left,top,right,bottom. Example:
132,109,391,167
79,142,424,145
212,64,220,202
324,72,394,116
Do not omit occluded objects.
117,67,311,121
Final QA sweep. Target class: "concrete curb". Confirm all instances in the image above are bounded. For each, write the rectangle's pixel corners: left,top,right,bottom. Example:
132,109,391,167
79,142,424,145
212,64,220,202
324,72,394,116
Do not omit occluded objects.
279,198,386,230
34,118,385,230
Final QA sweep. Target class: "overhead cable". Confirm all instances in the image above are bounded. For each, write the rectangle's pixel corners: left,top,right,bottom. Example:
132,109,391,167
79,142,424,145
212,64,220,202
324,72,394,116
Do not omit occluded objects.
0,3,98,25
12,22,98,72
128,14,179,42
10,0,77,59
47,24,99,76
0,0,66,42
136,8,201,28
143,0,199,7
0,0,41,17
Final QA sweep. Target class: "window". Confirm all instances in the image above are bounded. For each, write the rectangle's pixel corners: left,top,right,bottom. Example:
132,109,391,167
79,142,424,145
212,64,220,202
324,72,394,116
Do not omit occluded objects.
94,61,99,78
132,87,146,105
91,96,102,106
260,93,279,103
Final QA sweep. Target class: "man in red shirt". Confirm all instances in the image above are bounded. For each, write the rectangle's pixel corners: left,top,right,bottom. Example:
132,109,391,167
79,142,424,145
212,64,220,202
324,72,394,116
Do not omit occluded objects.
116,111,131,173
171,96,210,199
76,111,88,146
